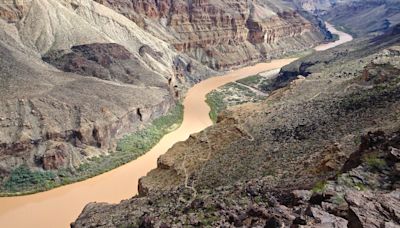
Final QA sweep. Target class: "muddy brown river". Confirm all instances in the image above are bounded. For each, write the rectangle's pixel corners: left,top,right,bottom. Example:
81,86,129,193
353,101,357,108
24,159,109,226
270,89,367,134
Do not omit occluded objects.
0,23,352,228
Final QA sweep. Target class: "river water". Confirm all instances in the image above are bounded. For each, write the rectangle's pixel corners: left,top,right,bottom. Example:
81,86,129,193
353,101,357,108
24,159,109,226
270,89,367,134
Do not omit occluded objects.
0,23,352,228
315,23,353,51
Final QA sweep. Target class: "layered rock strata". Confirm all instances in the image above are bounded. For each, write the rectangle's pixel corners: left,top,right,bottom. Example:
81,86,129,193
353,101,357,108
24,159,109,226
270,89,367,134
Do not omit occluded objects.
94,0,326,70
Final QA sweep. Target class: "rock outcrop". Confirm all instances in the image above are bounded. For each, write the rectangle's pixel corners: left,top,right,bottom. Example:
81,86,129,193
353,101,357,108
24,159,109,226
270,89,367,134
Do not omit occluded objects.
43,43,167,87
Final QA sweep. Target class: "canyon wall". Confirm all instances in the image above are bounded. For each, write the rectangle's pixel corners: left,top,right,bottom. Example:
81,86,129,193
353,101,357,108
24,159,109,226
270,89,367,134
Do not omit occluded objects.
0,18,177,188
95,0,326,70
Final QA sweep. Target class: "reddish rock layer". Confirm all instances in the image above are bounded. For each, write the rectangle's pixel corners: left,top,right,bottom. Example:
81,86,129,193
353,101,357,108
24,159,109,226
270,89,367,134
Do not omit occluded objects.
95,0,324,70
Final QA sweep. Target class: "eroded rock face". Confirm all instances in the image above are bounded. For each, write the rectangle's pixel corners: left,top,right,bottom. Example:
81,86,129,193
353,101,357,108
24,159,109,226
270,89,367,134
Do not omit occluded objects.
0,81,175,175
0,0,30,23
42,143,68,170
95,0,325,70
346,190,400,228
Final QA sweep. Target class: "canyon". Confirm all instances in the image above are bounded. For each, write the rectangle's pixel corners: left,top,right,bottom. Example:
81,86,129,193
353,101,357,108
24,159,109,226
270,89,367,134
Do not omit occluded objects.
0,0,399,227
0,0,328,196
0,23,343,228
0,57,298,228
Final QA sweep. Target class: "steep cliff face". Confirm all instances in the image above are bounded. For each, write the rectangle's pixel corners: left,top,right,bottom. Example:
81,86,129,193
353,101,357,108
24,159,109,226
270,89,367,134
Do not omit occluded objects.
0,0,30,23
95,0,325,70
293,0,334,13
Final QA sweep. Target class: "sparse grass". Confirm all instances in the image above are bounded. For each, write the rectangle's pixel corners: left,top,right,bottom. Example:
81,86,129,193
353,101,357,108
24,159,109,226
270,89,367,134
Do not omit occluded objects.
331,33,340,42
354,182,366,191
364,153,387,170
331,194,346,205
0,103,184,196
262,169,275,177
282,49,315,59
312,180,327,193
335,24,358,38
337,174,367,191
253,196,263,204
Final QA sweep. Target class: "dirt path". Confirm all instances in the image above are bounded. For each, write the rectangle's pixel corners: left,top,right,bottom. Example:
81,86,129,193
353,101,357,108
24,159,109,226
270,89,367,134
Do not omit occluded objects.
234,81,269,96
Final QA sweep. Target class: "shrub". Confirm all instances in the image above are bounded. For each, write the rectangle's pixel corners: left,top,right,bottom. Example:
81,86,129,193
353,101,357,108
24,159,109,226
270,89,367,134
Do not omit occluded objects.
364,154,387,170
206,92,226,123
312,180,327,193
117,103,183,153
3,165,55,192
331,194,346,205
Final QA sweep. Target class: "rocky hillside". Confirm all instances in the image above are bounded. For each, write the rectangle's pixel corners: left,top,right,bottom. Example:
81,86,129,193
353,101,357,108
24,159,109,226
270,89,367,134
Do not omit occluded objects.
293,0,400,36
74,24,400,227
0,0,326,194
74,129,400,227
